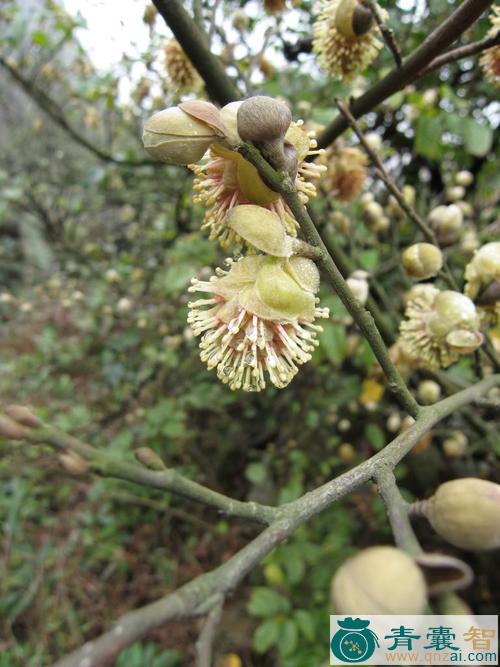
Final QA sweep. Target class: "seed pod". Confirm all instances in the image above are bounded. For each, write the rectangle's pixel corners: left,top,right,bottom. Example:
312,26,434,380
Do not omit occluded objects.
424,478,500,550
226,205,291,256
401,243,443,280
237,96,292,144
335,0,374,37
330,546,427,614
142,106,219,164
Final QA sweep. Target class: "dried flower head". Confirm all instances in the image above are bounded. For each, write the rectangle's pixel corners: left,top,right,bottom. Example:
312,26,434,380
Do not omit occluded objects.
399,289,483,369
480,6,500,86
323,144,368,201
313,0,387,81
164,39,202,95
190,121,326,248
187,256,329,391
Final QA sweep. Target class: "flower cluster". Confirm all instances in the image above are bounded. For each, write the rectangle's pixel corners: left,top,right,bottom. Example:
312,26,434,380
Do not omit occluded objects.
480,6,500,87
164,39,202,95
313,0,387,81
143,96,329,391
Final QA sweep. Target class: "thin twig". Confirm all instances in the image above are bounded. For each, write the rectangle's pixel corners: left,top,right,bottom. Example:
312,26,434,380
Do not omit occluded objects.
195,597,224,667
363,0,402,67
25,425,277,524
334,100,459,290
316,0,494,149
421,30,500,76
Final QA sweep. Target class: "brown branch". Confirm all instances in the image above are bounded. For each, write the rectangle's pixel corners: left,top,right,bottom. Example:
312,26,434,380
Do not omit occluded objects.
316,0,495,150
152,0,241,106
363,0,402,67
421,30,500,76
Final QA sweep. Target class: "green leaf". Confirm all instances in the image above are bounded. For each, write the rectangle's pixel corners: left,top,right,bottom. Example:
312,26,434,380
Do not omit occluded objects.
277,619,299,658
462,118,493,157
253,619,281,653
245,462,267,484
320,322,347,365
32,30,49,47
365,423,386,450
247,587,291,617
295,609,316,642
415,113,443,160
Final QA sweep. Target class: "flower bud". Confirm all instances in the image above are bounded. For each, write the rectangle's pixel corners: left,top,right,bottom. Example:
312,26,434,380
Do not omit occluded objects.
417,380,441,404
364,132,382,152
443,431,467,459
335,0,374,37
117,297,133,313
346,271,369,305
5,405,40,428
428,204,463,241
465,242,500,300
135,447,166,470
330,546,427,614
338,442,355,463
226,205,291,256
142,106,220,164
231,8,249,31
402,243,443,280
219,101,243,146
455,170,473,187
0,415,28,440
59,452,89,476
427,291,479,339
237,96,292,145
425,478,500,550
446,186,465,202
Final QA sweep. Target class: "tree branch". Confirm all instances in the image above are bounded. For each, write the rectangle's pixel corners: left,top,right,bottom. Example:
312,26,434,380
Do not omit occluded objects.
316,0,494,149
363,0,402,68
0,56,152,168
152,0,241,106
38,373,499,667
421,30,500,76
24,424,277,525
334,99,459,290
238,142,421,418
195,597,224,667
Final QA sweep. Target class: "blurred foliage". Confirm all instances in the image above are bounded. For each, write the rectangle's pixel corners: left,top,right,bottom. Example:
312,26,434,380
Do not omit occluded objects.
0,0,498,665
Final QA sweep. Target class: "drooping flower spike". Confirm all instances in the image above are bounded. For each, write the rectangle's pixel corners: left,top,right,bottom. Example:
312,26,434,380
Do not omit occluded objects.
187,256,329,391
313,0,388,81
191,121,325,249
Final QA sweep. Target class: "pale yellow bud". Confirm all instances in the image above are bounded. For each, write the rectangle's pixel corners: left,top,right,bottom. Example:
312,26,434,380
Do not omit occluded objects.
446,185,465,202
425,478,500,550
455,170,473,187
428,291,479,338
59,452,89,476
443,432,467,459
401,243,443,280
220,101,243,146
428,204,463,240
143,106,219,164
338,442,355,463
457,201,473,218
105,269,120,284
346,271,369,304
331,546,427,614
364,132,382,152
417,380,441,404
117,297,133,313
231,9,249,30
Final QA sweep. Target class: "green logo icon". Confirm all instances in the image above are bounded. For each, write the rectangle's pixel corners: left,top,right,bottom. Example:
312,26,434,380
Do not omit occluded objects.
331,617,380,663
